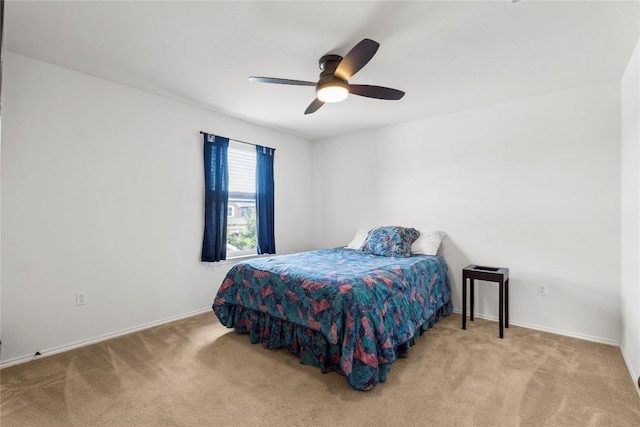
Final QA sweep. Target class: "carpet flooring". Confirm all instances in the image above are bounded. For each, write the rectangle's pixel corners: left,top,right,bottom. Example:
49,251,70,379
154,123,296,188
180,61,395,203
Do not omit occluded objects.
2,312,639,426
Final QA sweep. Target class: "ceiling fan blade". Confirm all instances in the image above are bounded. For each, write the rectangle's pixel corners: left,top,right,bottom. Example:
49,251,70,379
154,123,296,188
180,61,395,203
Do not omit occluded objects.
249,76,316,86
334,39,380,81
349,85,405,100
304,98,325,115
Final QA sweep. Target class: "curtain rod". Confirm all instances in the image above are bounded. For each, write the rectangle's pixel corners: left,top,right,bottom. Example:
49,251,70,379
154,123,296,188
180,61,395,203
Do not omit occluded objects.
199,131,273,150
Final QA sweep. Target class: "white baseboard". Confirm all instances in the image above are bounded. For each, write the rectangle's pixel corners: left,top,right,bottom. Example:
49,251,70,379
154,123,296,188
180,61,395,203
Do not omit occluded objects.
451,308,620,346
619,343,640,397
0,307,213,369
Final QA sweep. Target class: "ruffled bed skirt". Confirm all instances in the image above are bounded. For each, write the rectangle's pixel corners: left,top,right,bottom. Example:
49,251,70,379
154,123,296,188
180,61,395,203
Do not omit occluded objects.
217,300,453,390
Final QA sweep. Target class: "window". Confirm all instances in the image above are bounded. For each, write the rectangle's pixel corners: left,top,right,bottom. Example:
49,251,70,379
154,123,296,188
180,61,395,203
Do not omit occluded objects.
201,133,275,262
226,142,257,257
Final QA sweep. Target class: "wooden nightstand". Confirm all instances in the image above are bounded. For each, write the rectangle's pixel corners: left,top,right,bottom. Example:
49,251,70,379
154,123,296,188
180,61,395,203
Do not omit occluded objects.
462,265,510,338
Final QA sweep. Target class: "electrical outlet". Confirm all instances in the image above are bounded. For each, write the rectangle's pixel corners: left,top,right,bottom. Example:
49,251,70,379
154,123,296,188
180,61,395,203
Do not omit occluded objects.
538,283,548,296
76,291,87,306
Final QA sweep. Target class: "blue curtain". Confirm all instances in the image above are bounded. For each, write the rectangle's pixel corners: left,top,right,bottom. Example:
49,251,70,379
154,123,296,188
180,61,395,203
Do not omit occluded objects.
256,145,276,254
201,134,229,262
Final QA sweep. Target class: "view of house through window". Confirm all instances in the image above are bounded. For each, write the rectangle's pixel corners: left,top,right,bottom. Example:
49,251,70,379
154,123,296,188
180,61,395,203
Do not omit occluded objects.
227,142,257,257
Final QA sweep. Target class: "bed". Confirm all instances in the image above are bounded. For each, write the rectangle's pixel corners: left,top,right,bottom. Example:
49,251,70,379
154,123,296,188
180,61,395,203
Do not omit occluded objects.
212,242,452,391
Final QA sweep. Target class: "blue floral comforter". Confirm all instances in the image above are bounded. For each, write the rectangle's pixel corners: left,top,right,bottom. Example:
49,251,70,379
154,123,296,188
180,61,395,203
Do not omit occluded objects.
212,248,452,390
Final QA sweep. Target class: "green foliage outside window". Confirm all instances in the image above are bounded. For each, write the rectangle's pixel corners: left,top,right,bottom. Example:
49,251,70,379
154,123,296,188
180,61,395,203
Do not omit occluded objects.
227,207,257,250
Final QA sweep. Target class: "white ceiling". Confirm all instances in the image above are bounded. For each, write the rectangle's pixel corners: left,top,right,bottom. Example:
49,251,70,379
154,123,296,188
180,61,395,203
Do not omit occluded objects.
4,0,639,141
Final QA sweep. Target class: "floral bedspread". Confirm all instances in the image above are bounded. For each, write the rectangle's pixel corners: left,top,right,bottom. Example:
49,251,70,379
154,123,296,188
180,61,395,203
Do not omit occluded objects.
212,248,452,390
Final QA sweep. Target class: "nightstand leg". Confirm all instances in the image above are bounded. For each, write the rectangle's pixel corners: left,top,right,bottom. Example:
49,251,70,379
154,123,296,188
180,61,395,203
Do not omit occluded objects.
462,275,467,330
499,280,504,339
470,279,474,321
505,278,509,328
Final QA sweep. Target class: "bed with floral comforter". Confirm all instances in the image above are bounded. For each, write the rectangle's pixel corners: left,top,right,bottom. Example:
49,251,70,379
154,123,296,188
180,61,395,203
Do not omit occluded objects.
212,248,452,391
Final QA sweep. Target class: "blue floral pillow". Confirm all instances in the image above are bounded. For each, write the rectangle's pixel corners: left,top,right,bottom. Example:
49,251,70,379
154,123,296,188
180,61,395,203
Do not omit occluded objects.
360,226,420,257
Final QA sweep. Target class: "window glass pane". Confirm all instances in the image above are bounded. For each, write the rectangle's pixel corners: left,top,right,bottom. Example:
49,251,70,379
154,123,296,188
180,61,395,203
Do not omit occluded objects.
227,143,257,256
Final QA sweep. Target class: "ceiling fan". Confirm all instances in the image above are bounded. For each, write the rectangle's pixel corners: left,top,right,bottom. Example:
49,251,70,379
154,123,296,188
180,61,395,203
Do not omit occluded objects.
249,38,405,115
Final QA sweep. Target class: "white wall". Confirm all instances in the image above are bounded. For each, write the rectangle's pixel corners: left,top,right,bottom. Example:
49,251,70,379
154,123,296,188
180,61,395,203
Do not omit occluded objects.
621,40,640,386
1,48,630,368
312,81,622,343
0,52,313,364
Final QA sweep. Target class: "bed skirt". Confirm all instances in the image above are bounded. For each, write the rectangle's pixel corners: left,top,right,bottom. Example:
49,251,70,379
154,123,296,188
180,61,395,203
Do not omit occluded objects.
216,299,453,390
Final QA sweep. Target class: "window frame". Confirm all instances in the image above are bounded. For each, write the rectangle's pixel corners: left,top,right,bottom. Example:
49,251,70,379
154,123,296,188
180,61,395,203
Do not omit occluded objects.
226,141,258,259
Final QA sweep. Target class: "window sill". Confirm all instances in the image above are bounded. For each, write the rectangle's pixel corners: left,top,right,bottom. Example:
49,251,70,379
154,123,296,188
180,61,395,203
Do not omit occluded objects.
216,253,270,266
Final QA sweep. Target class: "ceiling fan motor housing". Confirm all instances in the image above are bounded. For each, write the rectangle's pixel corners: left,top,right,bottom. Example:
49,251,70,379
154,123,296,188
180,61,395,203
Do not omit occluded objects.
317,54,349,102
317,55,348,88
319,54,343,72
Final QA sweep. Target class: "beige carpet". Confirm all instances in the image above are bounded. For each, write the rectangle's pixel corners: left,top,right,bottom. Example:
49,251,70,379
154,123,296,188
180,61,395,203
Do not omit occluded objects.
1,312,639,426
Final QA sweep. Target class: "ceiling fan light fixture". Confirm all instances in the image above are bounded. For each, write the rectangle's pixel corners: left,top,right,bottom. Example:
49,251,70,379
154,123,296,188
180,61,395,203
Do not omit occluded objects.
317,81,349,103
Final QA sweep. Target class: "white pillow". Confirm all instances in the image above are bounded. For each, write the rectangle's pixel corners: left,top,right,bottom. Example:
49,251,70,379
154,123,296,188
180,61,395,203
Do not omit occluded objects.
346,228,370,249
411,230,446,255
